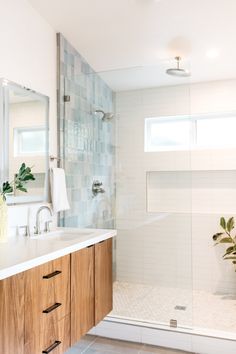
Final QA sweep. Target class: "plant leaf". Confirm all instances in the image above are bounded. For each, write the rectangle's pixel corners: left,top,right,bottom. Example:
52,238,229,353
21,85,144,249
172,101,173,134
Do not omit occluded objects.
0,163,35,197
2,181,13,194
220,217,226,230
19,163,25,172
15,163,35,193
213,232,224,241
223,245,236,257
17,187,27,193
227,217,234,232
218,237,233,244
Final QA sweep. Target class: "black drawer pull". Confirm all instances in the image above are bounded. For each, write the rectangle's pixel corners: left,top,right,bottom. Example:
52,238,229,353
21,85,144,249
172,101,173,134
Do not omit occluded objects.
87,245,93,248
42,340,61,353
43,270,61,279
43,303,62,314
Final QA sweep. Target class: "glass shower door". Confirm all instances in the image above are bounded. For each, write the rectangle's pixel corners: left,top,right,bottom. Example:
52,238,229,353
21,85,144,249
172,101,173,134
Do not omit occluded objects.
100,64,193,331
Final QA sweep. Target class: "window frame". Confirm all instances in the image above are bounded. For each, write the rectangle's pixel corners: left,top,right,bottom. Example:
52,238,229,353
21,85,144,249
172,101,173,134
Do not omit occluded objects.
145,111,236,152
13,126,46,157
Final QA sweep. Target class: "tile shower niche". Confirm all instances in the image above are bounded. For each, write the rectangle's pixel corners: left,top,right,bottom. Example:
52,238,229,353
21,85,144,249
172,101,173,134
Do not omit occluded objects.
147,170,236,214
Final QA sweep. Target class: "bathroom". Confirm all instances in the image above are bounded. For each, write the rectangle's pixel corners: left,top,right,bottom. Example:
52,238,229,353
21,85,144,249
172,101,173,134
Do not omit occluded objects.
0,0,236,353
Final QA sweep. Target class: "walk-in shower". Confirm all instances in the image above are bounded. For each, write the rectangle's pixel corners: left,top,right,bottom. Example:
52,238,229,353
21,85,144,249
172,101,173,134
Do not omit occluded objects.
58,33,236,353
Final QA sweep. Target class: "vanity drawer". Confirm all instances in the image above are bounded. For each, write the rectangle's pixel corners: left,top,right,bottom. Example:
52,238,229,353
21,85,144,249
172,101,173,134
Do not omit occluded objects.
25,315,70,354
40,315,70,354
24,255,71,348
42,255,70,318
25,254,70,318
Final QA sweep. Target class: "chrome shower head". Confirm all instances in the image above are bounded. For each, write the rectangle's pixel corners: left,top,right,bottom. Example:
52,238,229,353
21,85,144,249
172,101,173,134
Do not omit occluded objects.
95,109,114,121
166,56,191,77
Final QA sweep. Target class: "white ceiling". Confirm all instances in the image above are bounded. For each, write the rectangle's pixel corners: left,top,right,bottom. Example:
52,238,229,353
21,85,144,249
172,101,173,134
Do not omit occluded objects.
28,0,236,91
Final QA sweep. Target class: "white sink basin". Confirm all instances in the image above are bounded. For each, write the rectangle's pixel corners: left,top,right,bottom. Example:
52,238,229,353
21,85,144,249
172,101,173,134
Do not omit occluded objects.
30,228,94,241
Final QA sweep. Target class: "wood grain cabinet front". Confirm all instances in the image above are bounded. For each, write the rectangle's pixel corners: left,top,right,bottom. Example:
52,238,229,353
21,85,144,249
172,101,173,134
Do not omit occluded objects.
95,238,113,325
24,254,71,354
0,237,114,354
0,272,25,354
71,238,113,345
25,314,70,354
71,245,95,345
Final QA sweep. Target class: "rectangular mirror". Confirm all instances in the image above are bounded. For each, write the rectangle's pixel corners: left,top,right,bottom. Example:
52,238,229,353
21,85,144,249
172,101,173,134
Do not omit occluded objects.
0,78,49,204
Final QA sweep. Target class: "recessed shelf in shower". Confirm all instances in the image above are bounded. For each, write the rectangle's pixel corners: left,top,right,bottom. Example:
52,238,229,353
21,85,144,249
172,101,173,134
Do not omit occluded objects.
146,170,236,214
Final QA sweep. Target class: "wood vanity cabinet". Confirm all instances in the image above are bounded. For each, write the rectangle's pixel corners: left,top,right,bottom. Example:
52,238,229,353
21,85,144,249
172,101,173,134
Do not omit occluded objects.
0,237,113,354
71,238,113,345
95,238,113,324
71,245,95,344
24,254,71,354
0,272,25,354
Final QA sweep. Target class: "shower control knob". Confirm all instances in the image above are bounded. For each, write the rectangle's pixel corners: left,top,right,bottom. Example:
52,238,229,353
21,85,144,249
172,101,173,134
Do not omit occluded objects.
92,180,105,196
93,180,102,186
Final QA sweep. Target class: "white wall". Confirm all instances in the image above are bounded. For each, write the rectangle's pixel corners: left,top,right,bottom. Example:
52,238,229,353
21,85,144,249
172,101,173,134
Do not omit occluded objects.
0,0,57,155
0,0,57,230
115,79,236,295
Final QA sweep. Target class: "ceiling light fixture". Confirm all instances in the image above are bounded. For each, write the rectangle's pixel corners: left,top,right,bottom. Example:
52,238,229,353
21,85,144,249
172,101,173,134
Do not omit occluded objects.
166,56,191,77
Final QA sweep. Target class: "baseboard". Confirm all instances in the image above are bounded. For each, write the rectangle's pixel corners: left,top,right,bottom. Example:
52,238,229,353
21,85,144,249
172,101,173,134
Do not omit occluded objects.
89,319,236,354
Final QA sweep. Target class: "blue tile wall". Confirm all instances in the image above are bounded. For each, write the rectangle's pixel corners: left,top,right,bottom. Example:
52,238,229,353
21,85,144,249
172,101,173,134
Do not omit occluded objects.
57,34,116,229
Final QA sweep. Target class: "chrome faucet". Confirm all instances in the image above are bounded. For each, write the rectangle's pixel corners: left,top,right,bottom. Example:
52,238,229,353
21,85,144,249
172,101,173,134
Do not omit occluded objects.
34,205,53,235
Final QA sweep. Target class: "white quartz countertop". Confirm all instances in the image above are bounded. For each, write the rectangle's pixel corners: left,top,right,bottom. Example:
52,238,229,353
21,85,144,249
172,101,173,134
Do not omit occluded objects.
0,227,117,280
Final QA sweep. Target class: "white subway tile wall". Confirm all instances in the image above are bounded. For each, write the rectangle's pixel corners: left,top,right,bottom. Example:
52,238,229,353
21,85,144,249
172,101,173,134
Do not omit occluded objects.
115,79,236,331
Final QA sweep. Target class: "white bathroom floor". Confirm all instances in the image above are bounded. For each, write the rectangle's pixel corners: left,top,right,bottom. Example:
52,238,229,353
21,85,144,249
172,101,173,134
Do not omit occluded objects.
110,281,236,333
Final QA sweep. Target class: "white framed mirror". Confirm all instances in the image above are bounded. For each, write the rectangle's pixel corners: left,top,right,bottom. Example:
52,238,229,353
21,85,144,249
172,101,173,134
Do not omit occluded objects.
0,78,49,204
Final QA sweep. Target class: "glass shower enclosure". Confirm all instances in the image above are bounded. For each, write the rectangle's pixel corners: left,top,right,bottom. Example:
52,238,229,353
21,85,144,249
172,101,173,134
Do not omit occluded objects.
58,33,193,333
58,33,236,346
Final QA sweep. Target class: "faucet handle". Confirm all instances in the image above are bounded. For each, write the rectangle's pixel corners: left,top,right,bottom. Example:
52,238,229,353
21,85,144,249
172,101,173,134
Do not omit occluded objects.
44,220,53,233
19,225,30,237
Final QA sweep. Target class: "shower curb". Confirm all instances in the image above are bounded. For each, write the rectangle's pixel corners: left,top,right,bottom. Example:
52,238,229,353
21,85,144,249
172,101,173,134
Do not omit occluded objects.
89,318,236,354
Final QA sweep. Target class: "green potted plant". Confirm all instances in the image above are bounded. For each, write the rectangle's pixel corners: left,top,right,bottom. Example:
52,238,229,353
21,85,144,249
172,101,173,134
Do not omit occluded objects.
0,163,35,242
213,217,236,270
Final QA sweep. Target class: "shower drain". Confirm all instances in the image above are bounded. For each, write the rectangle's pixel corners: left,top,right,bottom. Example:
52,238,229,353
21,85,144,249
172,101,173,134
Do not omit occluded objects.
174,305,187,311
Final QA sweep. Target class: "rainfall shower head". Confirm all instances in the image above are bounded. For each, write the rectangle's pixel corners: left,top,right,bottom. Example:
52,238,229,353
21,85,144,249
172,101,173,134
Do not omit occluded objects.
95,109,114,121
166,56,191,77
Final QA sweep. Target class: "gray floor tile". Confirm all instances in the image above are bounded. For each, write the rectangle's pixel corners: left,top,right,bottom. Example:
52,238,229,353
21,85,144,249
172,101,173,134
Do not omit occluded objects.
66,336,193,354
66,348,83,354
66,335,97,353
140,344,191,354
139,348,167,354
84,349,125,354
88,337,142,353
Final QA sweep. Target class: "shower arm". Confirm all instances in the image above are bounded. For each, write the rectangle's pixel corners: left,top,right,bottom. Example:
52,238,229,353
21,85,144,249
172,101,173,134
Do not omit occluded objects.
175,56,181,69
